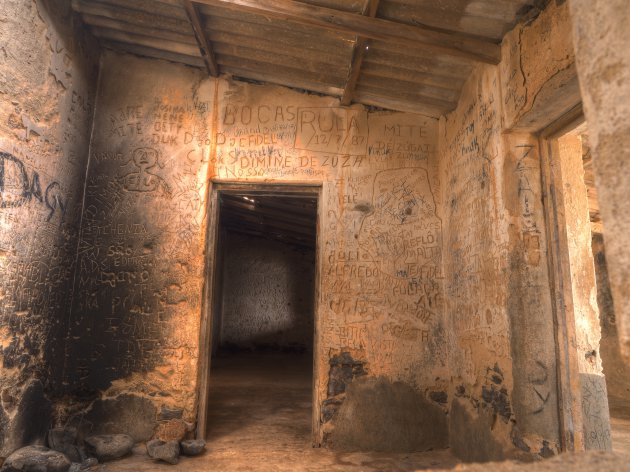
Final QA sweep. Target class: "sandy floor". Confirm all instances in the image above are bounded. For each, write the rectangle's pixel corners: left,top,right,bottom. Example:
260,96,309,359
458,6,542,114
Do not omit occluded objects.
99,353,630,471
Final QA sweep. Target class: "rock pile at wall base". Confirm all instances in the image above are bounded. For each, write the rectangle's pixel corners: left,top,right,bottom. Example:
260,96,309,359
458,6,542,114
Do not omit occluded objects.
0,446,71,472
0,436,207,470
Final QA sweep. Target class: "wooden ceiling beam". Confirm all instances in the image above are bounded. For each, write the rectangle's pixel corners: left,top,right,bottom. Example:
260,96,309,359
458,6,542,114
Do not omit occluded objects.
82,14,197,44
224,225,314,248
72,0,191,33
183,0,220,76
91,26,200,56
221,200,316,228
101,40,205,67
191,0,501,64
222,212,315,237
341,0,379,106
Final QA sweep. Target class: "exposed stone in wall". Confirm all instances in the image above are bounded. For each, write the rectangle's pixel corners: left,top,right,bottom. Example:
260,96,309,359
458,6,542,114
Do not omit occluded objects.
322,351,367,425
219,232,315,352
568,0,630,365
0,0,99,457
79,394,157,443
450,398,512,462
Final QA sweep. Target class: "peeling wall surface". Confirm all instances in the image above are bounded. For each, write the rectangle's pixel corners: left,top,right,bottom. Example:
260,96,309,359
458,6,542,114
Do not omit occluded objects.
0,0,99,456
219,232,315,352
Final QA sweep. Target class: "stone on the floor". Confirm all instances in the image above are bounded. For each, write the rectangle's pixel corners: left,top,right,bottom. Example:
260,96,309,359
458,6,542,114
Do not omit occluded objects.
146,439,180,465
67,457,98,472
180,439,206,456
1,445,71,472
79,458,98,470
84,434,134,462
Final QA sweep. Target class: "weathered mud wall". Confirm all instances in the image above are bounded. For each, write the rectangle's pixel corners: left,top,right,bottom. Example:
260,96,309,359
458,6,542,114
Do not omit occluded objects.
219,232,315,352
63,51,213,442
441,1,580,461
568,0,630,366
65,51,448,450
0,0,99,456
440,64,515,461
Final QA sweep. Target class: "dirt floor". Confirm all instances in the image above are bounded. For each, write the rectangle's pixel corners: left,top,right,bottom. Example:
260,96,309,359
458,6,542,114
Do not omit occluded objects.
99,353,630,471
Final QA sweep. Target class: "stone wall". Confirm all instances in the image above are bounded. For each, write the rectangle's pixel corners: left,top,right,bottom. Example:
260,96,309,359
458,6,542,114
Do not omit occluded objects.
63,50,448,450
218,232,315,352
0,0,99,456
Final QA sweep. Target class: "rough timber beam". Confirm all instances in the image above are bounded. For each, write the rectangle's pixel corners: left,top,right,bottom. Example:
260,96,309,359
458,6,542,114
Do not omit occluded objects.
191,0,501,64
341,0,379,106
183,0,219,76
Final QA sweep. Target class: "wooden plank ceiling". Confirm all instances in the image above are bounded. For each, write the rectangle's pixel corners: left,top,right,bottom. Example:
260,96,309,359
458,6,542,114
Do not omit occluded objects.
220,193,318,248
72,0,546,117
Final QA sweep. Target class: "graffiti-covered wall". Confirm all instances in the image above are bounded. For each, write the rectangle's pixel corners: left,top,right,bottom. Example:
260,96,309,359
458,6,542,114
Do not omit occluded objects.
440,0,610,460
0,0,99,455
64,50,448,450
219,232,315,352
63,51,213,441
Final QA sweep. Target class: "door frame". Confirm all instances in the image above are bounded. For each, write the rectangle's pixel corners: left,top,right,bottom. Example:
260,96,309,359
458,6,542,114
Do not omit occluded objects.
195,181,323,444
537,104,587,452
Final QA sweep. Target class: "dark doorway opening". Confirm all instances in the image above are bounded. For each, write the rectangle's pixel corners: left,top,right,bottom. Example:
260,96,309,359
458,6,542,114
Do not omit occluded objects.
199,186,319,450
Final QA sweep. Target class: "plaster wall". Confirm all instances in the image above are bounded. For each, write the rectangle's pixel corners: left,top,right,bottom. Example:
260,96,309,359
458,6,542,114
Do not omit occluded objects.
0,0,99,456
64,51,214,441
219,232,315,352
64,50,449,451
568,0,630,366
594,233,630,414
0,0,614,460
441,0,590,460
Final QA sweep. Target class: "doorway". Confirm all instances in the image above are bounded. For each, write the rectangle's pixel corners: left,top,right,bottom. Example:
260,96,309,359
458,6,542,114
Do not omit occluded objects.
196,183,321,449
